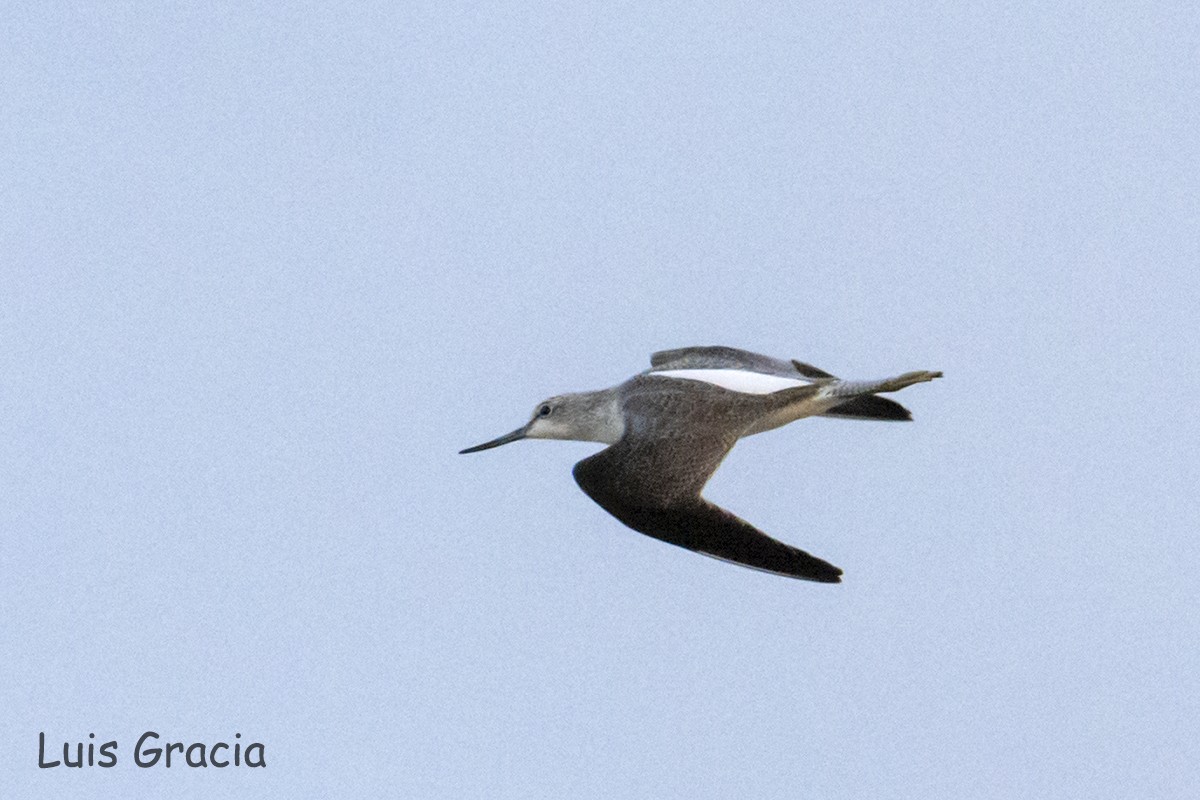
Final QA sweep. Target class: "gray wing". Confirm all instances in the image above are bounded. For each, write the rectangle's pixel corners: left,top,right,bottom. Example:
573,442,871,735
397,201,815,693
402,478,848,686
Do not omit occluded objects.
649,346,910,421
649,345,837,382
571,384,843,582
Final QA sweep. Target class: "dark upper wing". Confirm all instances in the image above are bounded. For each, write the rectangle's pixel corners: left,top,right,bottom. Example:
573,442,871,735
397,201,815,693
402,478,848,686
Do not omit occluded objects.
649,347,916,424
650,345,798,375
571,426,843,583
649,346,839,383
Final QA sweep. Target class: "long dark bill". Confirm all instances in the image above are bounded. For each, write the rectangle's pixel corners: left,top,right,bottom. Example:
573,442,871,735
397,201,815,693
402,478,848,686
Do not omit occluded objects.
459,425,528,454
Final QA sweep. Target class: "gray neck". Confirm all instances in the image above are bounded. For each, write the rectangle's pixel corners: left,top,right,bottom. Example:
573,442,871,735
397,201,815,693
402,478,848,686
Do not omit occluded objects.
563,389,626,444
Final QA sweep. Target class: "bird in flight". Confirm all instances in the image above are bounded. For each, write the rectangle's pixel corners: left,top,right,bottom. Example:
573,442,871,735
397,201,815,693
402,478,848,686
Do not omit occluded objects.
461,346,941,582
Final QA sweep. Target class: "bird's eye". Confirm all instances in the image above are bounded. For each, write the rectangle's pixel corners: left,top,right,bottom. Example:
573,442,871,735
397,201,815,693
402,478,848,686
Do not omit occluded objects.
538,404,553,418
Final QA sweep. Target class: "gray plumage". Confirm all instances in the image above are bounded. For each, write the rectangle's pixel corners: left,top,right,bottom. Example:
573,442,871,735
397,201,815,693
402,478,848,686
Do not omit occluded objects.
461,346,941,582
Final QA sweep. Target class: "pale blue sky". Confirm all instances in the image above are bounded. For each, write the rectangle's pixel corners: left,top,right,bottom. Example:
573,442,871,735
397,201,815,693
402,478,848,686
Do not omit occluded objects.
3,3,1198,798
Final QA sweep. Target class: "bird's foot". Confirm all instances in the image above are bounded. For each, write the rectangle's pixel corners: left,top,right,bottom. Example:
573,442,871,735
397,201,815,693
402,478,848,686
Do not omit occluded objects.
881,370,943,392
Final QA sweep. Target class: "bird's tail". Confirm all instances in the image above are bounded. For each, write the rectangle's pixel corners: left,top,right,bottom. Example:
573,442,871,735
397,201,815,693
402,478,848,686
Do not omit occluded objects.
818,370,942,422
822,395,913,421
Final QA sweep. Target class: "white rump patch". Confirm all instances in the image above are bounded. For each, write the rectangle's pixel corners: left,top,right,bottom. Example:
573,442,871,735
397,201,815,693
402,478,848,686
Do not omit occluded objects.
650,368,807,395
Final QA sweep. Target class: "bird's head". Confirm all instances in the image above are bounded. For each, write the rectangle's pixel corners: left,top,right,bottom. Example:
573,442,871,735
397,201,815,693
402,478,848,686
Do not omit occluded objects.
459,391,624,453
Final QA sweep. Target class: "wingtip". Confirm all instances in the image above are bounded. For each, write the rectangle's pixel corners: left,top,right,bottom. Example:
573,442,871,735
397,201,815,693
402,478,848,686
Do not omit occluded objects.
791,359,837,380
800,561,844,583
787,557,843,583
